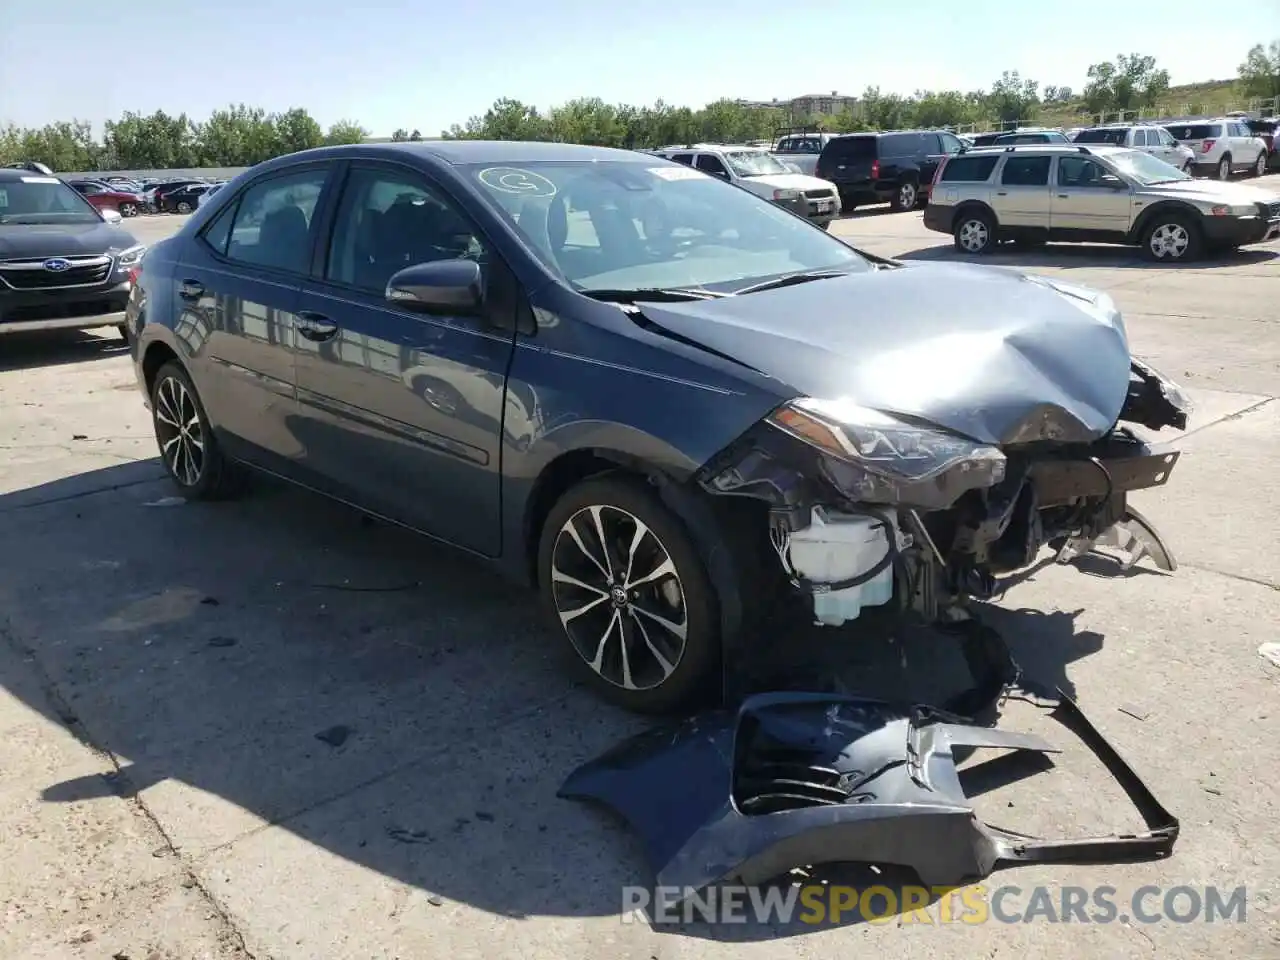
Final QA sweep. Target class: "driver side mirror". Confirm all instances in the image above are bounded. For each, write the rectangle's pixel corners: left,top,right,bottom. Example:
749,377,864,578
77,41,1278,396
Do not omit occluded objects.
386,259,483,316
1102,176,1127,189
101,208,123,224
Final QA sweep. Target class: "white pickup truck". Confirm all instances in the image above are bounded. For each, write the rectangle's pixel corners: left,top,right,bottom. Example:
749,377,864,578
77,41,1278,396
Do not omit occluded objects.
769,132,839,177
651,144,841,227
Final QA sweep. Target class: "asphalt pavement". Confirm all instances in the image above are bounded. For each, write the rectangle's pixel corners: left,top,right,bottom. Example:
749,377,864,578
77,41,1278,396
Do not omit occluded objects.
1,193,1278,959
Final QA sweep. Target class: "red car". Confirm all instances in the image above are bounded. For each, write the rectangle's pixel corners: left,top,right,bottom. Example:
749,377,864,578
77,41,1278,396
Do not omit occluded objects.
67,180,145,217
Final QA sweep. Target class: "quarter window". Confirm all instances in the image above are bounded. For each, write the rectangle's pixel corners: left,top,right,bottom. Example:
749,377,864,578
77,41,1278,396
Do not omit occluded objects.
940,155,998,182
325,166,488,294
215,168,328,274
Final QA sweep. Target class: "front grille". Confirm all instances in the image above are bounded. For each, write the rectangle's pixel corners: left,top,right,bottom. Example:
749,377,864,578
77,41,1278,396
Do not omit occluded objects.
0,256,113,290
2,297,125,324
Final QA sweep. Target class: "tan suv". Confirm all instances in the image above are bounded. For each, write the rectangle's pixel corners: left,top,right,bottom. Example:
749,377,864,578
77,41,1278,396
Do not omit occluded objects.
923,144,1280,262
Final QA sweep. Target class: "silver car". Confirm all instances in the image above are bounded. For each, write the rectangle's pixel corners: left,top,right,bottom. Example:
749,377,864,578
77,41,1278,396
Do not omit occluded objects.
1073,125,1195,172
924,143,1280,262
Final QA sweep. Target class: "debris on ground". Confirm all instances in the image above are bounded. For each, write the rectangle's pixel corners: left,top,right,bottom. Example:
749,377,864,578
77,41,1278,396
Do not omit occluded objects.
1259,643,1280,670
207,636,238,648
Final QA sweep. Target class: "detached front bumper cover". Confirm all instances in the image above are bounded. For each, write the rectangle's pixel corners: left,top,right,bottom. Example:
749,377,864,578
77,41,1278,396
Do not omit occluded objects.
559,690,1178,904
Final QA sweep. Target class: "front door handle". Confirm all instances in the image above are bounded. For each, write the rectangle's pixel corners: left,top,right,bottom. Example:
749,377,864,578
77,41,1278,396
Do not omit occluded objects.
295,310,340,342
178,279,204,300
996,191,1008,196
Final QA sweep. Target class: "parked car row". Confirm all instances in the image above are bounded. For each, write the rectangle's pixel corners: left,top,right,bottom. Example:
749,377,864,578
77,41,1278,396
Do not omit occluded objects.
58,175,231,217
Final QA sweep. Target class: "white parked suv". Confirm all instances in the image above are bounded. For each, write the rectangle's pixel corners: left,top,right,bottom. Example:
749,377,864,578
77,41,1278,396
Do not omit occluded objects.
652,144,841,228
1163,119,1269,180
1073,124,1195,171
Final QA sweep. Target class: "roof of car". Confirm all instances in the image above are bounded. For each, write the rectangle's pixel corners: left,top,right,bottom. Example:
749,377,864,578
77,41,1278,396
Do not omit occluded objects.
963,143,1130,156
0,167,59,182
279,140,650,166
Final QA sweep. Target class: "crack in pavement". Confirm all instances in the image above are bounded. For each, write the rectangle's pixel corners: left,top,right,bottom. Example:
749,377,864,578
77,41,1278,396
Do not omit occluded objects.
0,612,260,959
1179,562,1278,591
0,474,164,512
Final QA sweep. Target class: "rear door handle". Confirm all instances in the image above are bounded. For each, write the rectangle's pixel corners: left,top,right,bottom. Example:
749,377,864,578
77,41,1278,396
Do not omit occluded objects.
178,279,204,300
996,191,1008,196
295,310,339,342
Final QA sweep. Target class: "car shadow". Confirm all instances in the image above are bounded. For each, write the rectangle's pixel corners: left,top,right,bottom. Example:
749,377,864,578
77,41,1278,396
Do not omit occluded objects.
0,328,130,371
2,459,1109,935
894,243,1279,271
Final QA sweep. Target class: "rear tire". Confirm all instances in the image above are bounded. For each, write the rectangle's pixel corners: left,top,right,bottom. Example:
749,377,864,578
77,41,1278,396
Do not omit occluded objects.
176,201,192,214
1216,155,1232,180
536,475,721,715
953,208,996,255
890,180,918,212
1254,153,1267,177
150,361,248,500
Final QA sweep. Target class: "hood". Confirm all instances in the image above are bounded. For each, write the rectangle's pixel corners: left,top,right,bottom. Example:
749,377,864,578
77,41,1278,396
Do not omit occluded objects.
1144,178,1279,205
743,172,833,192
636,262,1133,446
0,221,140,260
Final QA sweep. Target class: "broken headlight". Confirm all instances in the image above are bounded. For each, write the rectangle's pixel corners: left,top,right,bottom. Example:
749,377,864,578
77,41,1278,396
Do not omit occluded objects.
768,398,1007,509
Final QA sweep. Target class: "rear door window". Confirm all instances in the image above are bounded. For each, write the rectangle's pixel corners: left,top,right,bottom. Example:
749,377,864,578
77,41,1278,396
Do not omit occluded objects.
670,153,694,166
694,154,729,176
940,155,998,182
880,133,923,156
1000,155,1052,185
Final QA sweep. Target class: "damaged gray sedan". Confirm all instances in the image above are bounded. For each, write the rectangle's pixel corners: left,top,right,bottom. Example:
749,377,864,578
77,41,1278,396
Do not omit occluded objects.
131,141,1190,715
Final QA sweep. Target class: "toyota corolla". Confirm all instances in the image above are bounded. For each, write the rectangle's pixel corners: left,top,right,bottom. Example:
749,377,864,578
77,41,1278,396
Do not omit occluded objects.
126,141,1189,714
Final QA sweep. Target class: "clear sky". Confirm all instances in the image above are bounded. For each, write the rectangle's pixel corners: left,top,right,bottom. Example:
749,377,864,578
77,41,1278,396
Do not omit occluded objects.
1,0,1276,136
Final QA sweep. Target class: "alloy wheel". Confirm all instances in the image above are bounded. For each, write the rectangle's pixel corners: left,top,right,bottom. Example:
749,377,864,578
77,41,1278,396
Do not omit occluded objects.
958,218,989,252
1257,154,1267,177
1148,222,1190,260
119,202,137,217
1218,158,1230,180
154,376,205,487
899,183,916,208
177,201,192,214
550,504,687,691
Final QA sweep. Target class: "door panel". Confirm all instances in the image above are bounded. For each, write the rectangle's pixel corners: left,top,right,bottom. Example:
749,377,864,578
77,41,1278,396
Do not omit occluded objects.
992,155,1052,226
291,163,515,555
180,164,333,472
1049,156,1132,233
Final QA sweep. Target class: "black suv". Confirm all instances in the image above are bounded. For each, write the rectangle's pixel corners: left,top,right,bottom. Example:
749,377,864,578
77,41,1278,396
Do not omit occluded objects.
0,169,146,338
814,130,966,212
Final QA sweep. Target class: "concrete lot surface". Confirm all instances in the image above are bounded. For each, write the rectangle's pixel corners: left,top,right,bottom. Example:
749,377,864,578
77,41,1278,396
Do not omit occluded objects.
2,192,1279,959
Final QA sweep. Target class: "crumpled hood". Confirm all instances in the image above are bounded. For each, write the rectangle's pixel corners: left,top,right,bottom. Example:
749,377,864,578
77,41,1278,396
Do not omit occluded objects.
0,221,139,260
637,262,1133,446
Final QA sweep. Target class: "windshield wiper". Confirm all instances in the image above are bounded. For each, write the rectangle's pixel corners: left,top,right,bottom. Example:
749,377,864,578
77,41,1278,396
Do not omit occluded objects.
732,270,853,295
579,287,728,303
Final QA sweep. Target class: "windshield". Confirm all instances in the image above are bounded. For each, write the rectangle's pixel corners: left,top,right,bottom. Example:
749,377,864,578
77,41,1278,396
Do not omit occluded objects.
1104,149,1191,184
0,176,102,224
723,151,790,177
463,160,869,294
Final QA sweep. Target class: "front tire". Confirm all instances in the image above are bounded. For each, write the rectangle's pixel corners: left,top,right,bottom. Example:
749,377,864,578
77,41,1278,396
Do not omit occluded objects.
953,209,995,254
150,361,247,500
1141,212,1203,262
118,202,138,217
890,180,918,212
176,201,192,214
537,475,720,715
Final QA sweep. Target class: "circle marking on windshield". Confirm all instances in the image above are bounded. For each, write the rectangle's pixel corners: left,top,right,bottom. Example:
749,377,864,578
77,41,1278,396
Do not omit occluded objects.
478,167,557,198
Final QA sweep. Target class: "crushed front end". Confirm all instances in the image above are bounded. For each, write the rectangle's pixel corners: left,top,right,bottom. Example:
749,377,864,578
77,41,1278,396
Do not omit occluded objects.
697,358,1191,630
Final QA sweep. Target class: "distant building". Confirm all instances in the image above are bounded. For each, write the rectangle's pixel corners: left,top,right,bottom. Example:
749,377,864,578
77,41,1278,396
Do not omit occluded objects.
736,91,859,119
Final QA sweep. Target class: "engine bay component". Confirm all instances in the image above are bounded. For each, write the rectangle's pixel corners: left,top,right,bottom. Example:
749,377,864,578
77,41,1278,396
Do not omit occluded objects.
560,687,1179,907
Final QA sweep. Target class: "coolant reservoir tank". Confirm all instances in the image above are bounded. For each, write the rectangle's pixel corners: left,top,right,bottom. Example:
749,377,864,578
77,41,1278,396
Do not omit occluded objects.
786,507,897,626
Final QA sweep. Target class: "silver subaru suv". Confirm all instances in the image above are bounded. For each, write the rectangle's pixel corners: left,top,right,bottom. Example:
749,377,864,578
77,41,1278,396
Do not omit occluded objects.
923,144,1280,262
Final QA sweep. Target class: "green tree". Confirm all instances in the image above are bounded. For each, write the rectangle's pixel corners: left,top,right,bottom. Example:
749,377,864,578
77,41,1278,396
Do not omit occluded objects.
1084,54,1170,114
324,120,369,145
409,129,423,141
1238,40,1280,99
986,71,1040,123
274,108,324,154
391,128,409,141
